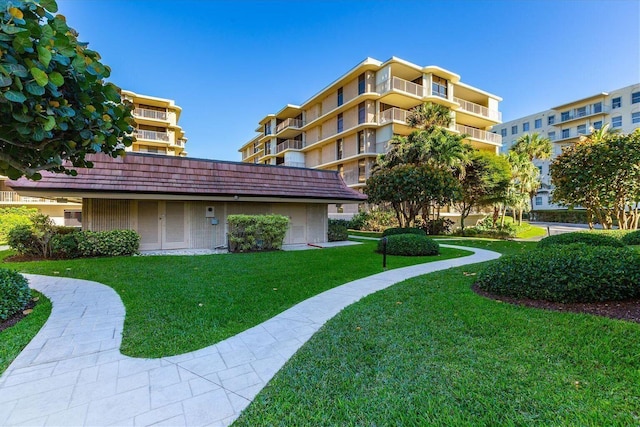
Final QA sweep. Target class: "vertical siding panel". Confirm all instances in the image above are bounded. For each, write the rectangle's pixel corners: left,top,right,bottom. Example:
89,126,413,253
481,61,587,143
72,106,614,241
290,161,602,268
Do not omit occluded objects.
85,199,131,231
189,202,217,249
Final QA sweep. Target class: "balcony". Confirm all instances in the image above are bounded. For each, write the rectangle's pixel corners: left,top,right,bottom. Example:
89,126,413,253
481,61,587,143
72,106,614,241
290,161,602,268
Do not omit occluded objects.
376,76,424,98
175,139,187,147
455,124,502,145
275,118,304,134
454,97,502,122
0,191,59,204
135,129,170,142
558,106,609,124
133,108,168,121
276,139,304,154
283,161,306,168
379,107,411,125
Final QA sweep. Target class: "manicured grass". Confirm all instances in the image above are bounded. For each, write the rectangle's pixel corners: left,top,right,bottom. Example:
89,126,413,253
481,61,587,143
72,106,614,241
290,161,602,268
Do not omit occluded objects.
2,241,469,358
0,291,51,374
235,239,640,425
347,230,382,238
514,222,547,239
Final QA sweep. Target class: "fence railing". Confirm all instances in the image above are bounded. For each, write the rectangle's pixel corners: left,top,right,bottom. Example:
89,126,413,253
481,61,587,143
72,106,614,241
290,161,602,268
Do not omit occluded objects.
276,139,304,153
135,129,170,142
0,191,58,203
133,108,168,121
275,118,304,133
454,97,502,121
376,76,424,97
455,124,502,144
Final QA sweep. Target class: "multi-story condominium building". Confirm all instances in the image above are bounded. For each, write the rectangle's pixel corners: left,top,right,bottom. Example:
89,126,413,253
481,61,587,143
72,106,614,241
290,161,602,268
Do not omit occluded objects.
492,83,640,210
239,57,503,215
1,91,188,225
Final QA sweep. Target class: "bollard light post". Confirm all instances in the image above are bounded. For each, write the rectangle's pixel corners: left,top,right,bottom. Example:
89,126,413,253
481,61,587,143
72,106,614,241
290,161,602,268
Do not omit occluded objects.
382,236,388,270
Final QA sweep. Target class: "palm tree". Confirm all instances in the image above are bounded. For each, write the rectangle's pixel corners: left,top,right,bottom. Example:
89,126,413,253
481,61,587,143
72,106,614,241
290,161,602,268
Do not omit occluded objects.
578,123,619,144
511,132,552,162
405,102,452,130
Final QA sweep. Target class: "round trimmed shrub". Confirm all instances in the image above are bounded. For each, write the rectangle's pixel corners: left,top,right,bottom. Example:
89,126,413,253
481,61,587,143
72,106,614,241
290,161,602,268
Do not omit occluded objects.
377,234,439,256
328,219,349,242
0,268,31,321
621,230,640,246
537,232,625,249
476,244,640,303
382,227,426,237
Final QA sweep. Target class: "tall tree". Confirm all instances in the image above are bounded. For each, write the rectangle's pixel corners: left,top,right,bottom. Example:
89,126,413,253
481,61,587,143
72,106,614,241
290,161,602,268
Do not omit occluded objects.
405,102,452,130
0,0,134,180
510,132,552,212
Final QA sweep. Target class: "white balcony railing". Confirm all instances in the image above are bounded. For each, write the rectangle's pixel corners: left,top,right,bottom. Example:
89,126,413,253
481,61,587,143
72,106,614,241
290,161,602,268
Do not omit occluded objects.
379,107,411,125
133,108,168,121
455,124,502,145
376,77,424,98
454,97,502,122
0,191,59,204
276,139,304,153
175,139,186,147
135,129,170,142
275,118,304,133
283,161,306,168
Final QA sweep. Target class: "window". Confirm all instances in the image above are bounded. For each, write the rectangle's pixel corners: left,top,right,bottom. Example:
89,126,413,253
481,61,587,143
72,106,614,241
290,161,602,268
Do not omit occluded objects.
548,115,555,125
593,120,603,130
576,106,586,118
577,124,587,135
337,113,343,133
535,118,542,129
632,112,640,124
358,73,365,95
511,125,518,135
357,130,365,154
523,122,530,132
562,129,570,139
612,116,622,128
337,164,344,178
358,159,366,183
612,97,621,109
432,75,448,98
500,128,507,137
358,102,366,124
561,111,570,121
264,122,272,135
548,131,556,141
535,196,543,206
632,92,640,104
337,87,343,106
593,102,602,113
336,138,343,160
64,211,82,227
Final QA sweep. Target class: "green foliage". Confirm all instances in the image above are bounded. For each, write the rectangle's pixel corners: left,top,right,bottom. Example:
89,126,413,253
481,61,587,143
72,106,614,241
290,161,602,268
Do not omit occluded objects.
50,230,81,258
228,214,289,252
0,268,30,321
377,234,440,256
476,244,640,303
0,0,134,179
77,229,139,257
421,217,455,235
7,224,38,255
0,206,36,242
349,208,398,232
328,219,348,242
621,230,640,246
453,216,515,239
537,232,626,249
382,227,426,237
530,209,591,224
6,212,54,257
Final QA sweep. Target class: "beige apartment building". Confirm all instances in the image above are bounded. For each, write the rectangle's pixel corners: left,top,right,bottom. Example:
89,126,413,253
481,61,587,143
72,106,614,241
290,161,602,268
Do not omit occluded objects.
239,57,503,215
1,91,187,225
493,83,640,210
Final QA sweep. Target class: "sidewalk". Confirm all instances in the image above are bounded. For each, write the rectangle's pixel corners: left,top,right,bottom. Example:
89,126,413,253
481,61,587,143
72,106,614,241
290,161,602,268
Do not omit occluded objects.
0,244,500,426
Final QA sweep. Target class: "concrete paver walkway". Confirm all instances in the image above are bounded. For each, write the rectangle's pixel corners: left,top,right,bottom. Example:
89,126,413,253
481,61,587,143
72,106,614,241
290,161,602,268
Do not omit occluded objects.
0,244,499,426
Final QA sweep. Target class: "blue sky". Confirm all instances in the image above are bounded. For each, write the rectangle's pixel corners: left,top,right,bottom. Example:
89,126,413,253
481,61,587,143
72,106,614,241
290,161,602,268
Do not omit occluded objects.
56,0,639,161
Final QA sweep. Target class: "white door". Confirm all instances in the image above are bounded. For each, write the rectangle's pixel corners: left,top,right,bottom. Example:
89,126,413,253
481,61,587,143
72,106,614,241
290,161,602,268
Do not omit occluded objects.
137,201,188,250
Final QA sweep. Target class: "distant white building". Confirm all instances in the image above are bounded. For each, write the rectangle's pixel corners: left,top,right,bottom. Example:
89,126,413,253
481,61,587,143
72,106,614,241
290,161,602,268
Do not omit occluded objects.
492,83,640,210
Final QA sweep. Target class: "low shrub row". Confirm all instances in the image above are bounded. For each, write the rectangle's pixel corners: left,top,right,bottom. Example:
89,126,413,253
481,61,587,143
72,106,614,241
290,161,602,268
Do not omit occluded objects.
529,209,591,224
0,268,30,322
382,227,426,237
328,219,349,242
377,234,440,256
621,230,640,246
227,214,289,252
537,232,626,249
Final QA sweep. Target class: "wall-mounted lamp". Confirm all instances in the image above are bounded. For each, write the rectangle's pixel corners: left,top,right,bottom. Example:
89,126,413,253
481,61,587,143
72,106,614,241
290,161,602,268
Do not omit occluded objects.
233,195,239,200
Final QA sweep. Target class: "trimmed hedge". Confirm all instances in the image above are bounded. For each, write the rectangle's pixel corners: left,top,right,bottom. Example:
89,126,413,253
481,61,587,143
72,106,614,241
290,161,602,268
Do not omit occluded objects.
377,234,439,256
78,230,140,257
537,232,626,249
228,214,289,252
328,219,349,242
382,227,426,237
0,269,31,322
621,230,640,246
476,244,640,303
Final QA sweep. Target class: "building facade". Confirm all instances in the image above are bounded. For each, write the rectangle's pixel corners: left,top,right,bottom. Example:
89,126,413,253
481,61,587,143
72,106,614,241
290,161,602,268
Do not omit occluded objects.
239,57,503,215
492,83,640,210
1,91,188,225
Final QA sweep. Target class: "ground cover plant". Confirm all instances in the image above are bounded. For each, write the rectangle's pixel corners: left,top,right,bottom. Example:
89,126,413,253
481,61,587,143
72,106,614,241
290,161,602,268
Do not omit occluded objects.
0,268,31,321
537,231,626,249
1,241,470,358
235,239,640,426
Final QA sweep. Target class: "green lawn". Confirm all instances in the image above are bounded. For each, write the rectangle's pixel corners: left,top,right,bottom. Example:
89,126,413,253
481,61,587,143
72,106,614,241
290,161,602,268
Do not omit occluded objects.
1,241,469,358
235,239,640,426
0,291,51,373
514,222,548,239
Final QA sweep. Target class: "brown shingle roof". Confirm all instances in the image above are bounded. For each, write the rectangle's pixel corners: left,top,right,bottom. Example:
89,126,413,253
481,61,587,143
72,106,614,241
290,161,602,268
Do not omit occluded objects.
9,153,367,202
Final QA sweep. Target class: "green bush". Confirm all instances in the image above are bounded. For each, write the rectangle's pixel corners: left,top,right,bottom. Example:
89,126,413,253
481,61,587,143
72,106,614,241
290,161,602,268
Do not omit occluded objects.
530,209,591,224
0,268,31,322
77,229,140,257
328,219,349,242
51,231,82,258
350,209,398,232
538,232,626,249
476,244,640,303
228,214,289,252
421,218,455,235
0,207,37,243
382,227,426,237
377,234,440,256
7,224,40,256
621,230,640,246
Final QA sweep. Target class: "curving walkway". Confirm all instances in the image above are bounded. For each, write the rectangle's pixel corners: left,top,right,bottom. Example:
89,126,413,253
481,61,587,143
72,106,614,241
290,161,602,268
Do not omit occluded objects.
0,244,500,426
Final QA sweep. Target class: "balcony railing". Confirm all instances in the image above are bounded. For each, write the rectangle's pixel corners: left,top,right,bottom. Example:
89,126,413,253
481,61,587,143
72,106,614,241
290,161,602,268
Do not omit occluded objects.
379,107,411,125
175,139,186,147
133,108,168,121
559,106,609,123
276,139,304,153
455,124,502,145
283,161,306,168
454,97,502,121
275,118,304,133
135,129,170,142
376,76,424,97
0,191,59,204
